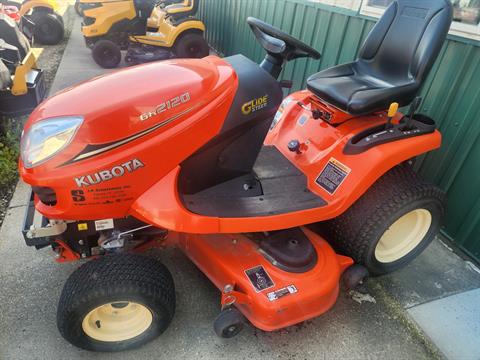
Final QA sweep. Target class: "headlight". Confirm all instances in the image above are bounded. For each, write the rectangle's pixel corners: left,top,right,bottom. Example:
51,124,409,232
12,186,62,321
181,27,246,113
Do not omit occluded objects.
21,116,83,168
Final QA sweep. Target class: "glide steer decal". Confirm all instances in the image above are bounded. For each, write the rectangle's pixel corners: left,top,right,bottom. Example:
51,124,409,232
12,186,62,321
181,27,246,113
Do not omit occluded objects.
74,159,144,187
242,95,269,115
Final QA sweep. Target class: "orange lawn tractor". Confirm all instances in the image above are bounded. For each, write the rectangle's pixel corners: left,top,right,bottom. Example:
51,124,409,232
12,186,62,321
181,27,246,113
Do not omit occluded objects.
19,0,452,352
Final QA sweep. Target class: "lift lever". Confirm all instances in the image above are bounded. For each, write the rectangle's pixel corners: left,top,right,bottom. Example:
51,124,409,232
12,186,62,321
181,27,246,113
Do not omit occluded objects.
386,102,399,130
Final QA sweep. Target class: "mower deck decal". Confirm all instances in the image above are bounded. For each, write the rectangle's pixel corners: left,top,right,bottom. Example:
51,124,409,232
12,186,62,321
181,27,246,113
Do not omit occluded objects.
316,158,351,195
267,285,298,302
62,103,202,166
245,265,275,293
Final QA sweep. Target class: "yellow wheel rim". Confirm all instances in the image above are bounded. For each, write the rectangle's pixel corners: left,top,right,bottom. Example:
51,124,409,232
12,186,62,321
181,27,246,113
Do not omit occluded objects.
82,302,153,342
375,209,432,264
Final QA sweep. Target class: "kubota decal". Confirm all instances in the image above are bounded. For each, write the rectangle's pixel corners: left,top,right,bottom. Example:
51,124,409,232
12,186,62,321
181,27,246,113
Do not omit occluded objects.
242,95,269,115
74,159,144,187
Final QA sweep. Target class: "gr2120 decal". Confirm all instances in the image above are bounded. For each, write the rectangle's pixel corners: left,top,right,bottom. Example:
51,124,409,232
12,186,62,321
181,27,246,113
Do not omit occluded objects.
140,92,191,121
74,159,144,187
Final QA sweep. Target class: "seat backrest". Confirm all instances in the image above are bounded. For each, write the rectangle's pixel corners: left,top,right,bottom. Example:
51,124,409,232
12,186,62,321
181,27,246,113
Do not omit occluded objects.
357,0,452,84
167,0,198,18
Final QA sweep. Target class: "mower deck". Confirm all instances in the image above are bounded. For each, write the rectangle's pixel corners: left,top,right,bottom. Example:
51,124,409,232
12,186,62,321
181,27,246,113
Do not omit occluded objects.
174,227,353,331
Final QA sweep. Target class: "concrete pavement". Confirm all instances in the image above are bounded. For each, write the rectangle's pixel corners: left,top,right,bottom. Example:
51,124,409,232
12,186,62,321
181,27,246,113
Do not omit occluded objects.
1,7,480,360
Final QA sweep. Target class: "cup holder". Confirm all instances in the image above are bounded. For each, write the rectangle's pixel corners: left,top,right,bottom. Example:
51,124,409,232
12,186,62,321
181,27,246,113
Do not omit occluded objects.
400,113,436,132
412,114,435,126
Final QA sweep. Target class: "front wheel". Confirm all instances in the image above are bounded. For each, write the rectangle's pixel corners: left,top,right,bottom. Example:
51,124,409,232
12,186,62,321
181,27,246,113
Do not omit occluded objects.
57,254,176,352
92,39,122,68
324,165,445,275
174,32,209,59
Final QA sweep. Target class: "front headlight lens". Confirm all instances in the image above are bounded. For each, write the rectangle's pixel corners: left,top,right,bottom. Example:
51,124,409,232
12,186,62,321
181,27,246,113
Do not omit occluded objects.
21,116,83,168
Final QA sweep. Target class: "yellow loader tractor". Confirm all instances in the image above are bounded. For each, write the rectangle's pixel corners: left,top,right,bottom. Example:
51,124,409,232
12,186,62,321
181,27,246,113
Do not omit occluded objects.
0,13,45,116
0,0,64,45
80,0,209,68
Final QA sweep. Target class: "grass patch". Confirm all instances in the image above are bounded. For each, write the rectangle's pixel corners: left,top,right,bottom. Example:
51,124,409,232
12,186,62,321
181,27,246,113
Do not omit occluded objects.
0,116,23,189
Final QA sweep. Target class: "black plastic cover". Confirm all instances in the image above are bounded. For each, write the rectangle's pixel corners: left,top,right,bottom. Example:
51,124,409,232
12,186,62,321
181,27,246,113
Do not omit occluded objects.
257,228,318,273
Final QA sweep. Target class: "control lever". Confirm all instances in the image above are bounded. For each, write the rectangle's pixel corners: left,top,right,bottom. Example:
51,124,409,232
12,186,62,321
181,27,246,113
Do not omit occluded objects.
386,102,399,130
405,97,422,130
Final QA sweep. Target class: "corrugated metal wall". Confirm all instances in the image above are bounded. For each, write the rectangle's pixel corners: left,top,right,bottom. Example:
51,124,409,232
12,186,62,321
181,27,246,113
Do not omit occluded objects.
198,0,480,262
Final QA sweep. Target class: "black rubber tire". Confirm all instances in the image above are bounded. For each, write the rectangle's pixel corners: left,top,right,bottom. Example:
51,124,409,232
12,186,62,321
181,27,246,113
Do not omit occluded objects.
324,164,445,276
50,12,64,26
342,264,369,290
92,39,122,68
32,12,64,45
32,8,64,26
213,307,245,338
57,253,176,352
174,32,209,59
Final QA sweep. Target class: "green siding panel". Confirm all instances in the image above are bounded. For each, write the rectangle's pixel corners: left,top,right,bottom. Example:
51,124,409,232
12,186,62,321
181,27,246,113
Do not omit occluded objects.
198,0,480,262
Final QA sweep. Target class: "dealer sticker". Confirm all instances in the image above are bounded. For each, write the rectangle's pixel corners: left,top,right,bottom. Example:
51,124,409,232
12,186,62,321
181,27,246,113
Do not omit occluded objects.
245,265,275,292
316,158,351,195
267,285,298,302
94,219,114,231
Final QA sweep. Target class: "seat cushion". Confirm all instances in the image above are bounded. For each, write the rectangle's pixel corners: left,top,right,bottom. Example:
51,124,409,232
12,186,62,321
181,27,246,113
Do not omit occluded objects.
307,63,418,115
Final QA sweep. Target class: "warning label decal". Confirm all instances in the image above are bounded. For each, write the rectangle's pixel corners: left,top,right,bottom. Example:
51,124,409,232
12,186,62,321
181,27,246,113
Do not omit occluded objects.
245,265,275,293
316,158,351,195
267,285,298,302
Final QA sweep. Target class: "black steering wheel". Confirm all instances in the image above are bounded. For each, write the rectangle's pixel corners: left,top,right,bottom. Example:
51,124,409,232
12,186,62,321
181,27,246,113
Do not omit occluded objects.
247,17,321,62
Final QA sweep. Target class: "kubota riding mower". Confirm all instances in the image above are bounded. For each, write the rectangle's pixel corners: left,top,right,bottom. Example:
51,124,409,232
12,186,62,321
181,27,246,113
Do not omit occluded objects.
0,0,64,45
19,0,452,352
0,13,45,116
80,0,209,68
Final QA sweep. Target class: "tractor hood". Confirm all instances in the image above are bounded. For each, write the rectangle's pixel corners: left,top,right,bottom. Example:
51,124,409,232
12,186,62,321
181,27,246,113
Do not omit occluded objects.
24,56,235,148
20,56,238,220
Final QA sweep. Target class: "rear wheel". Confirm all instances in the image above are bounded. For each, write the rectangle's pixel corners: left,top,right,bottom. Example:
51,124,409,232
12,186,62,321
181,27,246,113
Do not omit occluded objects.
57,254,175,352
32,12,64,45
324,165,445,275
174,32,209,59
92,39,122,68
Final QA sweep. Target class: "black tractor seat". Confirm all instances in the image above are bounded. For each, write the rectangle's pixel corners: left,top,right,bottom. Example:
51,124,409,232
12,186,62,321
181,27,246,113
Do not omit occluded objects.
307,0,452,115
